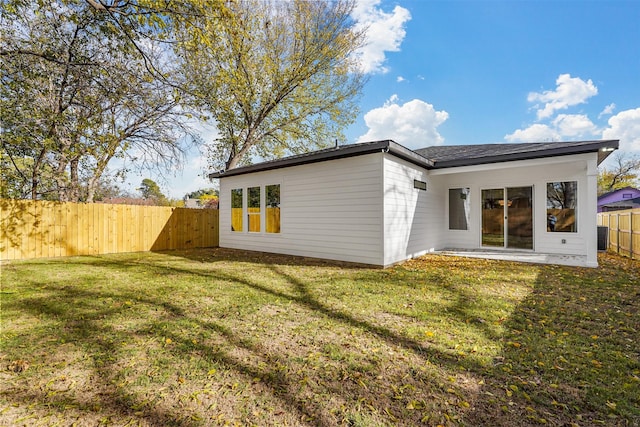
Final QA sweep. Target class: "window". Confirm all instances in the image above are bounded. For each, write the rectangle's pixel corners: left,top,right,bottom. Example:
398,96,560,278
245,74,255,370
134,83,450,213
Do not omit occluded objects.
414,179,427,191
248,186,261,232
231,188,243,232
232,184,281,234
266,184,280,233
449,188,470,230
546,181,577,232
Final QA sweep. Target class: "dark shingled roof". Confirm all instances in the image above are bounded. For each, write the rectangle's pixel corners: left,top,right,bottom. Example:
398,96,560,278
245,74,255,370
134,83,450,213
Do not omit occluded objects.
599,197,640,211
209,139,619,179
415,140,619,168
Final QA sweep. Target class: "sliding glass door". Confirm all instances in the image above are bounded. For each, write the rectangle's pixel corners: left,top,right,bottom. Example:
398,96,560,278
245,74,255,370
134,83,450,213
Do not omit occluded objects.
482,187,533,249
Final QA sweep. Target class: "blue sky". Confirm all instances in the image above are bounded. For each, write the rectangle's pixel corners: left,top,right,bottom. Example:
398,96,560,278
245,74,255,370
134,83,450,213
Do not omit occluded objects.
132,0,640,199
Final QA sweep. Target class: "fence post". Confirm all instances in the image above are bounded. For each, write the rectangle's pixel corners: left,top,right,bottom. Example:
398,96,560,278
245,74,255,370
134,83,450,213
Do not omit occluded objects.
616,212,620,254
631,210,634,260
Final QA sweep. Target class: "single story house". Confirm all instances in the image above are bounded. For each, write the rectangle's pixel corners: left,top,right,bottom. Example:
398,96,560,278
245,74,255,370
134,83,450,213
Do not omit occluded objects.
597,186,640,212
209,139,619,268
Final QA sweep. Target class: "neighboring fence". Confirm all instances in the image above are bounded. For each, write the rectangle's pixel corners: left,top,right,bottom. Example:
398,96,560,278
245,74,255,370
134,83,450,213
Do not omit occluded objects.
597,208,640,260
0,199,219,261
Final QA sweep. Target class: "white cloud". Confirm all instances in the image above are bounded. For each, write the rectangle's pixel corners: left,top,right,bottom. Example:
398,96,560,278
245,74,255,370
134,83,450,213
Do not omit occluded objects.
598,103,616,118
385,93,399,105
352,0,411,74
527,74,598,120
505,114,598,142
505,124,561,142
552,114,597,137
396,76,405,83
357,95,449,148
602,107,640,152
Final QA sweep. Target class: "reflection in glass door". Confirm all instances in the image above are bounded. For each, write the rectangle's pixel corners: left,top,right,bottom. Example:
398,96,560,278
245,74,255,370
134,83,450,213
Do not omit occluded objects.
482,189,504,247
507,186,533,249
482,187,533,249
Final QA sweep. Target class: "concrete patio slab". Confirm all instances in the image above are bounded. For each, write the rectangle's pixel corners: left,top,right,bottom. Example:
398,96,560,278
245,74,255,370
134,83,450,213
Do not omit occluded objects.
437,249,590,267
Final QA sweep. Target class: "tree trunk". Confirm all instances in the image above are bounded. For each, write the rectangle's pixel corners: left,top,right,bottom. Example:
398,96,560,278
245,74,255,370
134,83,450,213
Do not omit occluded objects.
69,158,79,202
225,155,240,170
54,156,69,202
30,147,48,200
86,178,97,203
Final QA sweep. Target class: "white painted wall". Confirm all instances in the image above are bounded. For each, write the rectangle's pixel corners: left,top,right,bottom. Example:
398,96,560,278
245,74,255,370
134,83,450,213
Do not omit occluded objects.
382,154,443,266
218,153,385,265
432,153,599,265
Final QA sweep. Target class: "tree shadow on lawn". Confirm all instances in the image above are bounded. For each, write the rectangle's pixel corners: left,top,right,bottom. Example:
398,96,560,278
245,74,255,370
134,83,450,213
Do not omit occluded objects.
2,252,498,426
152,246,376,269
463,254,640,426
2,285,188,425
3,250,638,426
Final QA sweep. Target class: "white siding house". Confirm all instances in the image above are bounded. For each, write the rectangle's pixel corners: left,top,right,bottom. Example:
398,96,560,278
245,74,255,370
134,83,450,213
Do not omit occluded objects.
211,139,618,267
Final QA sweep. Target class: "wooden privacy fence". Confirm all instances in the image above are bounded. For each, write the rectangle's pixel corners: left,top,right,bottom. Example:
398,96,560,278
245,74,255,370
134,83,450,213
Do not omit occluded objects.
0,199,219,261
597,208,640,260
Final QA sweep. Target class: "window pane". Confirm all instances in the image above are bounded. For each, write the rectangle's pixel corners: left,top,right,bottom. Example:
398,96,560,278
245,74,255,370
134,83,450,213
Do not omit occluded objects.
231,188,243,232
266,184,280,233
546,181,577,232
248,186,260,232
449,188,470,230
248,187,260,209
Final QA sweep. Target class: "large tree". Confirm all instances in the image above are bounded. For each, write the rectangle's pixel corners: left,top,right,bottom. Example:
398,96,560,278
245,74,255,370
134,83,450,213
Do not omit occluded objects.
83,0,230,80
178,0,367,171
138,178,169,205
598,152,640,195
0,0,192,202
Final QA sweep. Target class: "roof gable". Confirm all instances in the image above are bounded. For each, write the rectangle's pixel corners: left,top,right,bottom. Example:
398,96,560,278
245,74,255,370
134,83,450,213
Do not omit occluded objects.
597,186,640,201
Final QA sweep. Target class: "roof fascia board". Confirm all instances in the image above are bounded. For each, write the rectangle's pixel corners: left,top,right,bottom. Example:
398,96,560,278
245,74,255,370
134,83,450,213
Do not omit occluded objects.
209,140,433,179
209,141,392,179
387,140,434,169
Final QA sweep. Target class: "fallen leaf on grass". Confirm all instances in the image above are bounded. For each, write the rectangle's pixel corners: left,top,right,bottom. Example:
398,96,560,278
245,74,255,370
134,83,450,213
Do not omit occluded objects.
7,360,29,372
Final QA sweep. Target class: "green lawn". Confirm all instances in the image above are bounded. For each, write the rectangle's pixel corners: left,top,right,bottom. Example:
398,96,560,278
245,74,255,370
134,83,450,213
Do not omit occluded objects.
1,249,638,426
